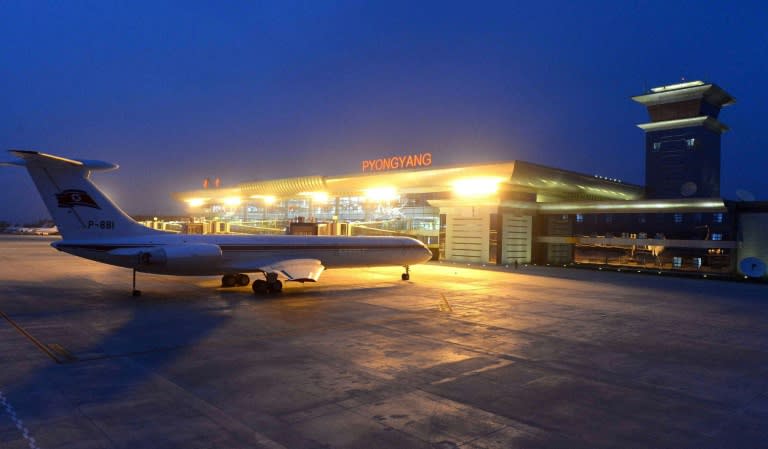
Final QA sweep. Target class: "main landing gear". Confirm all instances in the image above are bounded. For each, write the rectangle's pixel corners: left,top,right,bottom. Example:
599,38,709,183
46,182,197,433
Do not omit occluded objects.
252,272,282,295
401,265,410,281
220,272,282,295
221,273,250,288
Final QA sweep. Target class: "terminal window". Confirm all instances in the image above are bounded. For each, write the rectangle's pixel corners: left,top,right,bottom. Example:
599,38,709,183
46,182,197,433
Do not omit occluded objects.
652,142,661,152
674,213,683,224
673,257,683,268
711,233,722,241
686,138,696,149
713,213,724,223
576,214,584,223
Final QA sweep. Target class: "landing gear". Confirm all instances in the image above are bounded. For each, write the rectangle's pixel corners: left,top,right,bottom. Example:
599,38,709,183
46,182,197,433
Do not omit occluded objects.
252,279,267,293
221,274,237,287
252,272,283,295
221,273,251,287
236,274,250,286
401,265,410,281
132,269,141,296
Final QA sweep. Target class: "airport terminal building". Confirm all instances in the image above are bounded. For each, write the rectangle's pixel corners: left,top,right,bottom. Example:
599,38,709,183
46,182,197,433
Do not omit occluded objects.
174,81,768,278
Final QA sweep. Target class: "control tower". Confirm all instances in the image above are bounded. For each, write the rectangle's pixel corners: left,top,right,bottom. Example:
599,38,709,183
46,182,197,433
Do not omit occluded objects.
632,81,735,199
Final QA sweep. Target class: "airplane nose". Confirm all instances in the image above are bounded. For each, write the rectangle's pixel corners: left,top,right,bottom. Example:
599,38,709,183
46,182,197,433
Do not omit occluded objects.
420,241,433,261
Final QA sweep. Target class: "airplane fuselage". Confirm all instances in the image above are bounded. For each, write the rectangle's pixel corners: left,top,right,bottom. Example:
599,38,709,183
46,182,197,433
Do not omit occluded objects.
53,233,433,276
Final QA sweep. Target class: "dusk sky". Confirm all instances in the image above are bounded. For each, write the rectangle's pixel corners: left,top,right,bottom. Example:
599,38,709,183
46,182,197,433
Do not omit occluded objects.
2,1,767,223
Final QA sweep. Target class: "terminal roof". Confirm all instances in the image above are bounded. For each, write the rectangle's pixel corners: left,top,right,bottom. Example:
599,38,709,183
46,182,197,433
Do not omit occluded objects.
174,160,644,206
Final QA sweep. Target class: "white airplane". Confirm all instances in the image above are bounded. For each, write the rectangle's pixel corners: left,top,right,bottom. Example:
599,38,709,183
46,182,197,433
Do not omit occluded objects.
30,224,59,235
2,150,432,295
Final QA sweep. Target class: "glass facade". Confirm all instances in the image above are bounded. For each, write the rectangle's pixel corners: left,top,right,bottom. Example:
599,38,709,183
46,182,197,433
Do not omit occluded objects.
569,209,735,273
197,192,443,255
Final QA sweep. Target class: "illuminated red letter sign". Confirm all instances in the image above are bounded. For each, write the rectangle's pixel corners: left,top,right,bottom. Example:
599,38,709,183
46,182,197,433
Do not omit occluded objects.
361,152,433,172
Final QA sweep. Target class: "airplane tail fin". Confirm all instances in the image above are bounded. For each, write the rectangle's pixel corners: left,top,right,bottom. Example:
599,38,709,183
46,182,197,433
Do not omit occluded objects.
4,150,164,240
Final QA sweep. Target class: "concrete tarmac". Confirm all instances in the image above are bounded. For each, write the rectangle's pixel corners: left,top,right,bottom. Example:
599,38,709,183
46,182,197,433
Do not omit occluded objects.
1,234,767,448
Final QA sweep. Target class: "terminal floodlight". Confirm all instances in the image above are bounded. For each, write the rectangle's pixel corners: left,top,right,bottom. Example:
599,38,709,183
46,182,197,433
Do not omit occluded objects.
185,198,207,208
364,187,398,202
222,196,242,206
249,195,277,205
300,191,329,204
452,177,503,197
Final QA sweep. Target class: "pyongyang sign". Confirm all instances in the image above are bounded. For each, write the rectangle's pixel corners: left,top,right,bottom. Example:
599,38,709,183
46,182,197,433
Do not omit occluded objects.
361,152,432,172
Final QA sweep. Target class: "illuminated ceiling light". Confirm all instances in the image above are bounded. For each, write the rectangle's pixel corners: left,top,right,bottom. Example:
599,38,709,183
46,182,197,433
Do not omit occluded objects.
300,191,330,204
249,194,277,205
311,192,329,203
185,198,206,208
364,187,398,201
222,196,242,206
263,195,276,205
452,177,503,197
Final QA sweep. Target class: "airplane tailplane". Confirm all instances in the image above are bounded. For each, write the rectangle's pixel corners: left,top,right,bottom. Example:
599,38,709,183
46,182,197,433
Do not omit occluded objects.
5,150,164,240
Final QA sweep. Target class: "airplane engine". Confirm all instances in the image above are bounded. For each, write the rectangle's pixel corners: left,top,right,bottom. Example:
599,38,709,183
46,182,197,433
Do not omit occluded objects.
139,243,223,267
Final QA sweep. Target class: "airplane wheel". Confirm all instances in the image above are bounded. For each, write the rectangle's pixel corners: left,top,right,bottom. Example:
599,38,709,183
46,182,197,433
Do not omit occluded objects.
222,274,237,287
270,280,283,293
252,279,267,294
401,273,410,281
236,274,250,286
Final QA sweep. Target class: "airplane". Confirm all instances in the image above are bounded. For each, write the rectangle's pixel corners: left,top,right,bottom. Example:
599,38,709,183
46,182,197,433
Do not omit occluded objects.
30,225,58,236
2,150,433,296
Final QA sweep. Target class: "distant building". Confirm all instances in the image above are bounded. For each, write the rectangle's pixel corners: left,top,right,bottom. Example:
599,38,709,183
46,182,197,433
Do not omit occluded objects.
174,81,768,279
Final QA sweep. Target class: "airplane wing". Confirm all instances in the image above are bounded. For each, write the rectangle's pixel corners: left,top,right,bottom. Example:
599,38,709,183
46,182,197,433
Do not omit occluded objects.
233,258,326,282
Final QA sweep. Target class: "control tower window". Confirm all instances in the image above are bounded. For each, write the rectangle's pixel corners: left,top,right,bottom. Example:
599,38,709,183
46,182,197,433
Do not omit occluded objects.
652,142,661,152
686,138,696,149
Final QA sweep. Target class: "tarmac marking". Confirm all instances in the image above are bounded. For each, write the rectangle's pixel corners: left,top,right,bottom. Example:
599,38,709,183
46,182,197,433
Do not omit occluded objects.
438,293,454,312
430,359,516,385
0,389,41,449
0,309,66,364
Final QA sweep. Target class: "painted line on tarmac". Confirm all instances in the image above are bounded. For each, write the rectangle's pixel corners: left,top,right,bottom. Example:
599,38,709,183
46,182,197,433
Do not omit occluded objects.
0,390,41,449
0,309,63,363
430,359,516,385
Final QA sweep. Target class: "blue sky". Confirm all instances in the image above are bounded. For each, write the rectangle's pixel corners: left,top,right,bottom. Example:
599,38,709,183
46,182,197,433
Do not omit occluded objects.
2,0,767,222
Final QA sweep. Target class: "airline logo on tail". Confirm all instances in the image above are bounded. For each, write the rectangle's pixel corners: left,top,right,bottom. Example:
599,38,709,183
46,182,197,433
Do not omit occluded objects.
56,189,101,209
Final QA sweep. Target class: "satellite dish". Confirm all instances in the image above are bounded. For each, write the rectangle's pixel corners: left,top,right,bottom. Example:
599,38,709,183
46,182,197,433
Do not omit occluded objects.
736,189,756,202
680,182,697,197
739,257,766,278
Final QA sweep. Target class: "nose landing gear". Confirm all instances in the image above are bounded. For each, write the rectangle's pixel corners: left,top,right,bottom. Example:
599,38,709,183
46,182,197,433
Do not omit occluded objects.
401,265,410,281
132,268,141,296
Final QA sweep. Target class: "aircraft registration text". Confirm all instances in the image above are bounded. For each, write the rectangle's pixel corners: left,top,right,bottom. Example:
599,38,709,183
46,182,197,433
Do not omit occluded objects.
87,220,115,230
